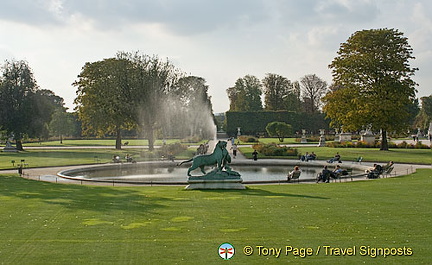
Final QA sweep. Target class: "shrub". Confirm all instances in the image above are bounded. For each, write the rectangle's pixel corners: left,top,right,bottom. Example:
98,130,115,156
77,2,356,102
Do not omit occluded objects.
238,135,259,143
157,142,187,157
180,136,202,143
252,143,298,157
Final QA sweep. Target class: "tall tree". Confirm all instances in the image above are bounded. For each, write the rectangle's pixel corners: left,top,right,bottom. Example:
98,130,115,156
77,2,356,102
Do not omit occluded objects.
300,74,328,113
172,76,215,139
119,52,183,151
285,81,302,112
414,95,432,130
74,58,136,149
32,89,65,140
262,73,296,111
324,28,418,150
226,75,262,111
0,60,39,150
49,110,75,143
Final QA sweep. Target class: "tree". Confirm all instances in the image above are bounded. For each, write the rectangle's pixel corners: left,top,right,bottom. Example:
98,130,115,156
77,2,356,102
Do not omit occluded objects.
74,58,136,149
0,60,39,150
49,110,75,143
414,95,432,130
32,89,65,140
226,75,262,111
300,74,328,113
265,121,293,142
262,73,299,111
324,28,418,150
119,52,183,151
172,76,215,139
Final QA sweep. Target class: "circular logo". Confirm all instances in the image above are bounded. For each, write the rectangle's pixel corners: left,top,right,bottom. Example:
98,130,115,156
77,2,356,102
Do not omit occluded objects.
219,243,235,260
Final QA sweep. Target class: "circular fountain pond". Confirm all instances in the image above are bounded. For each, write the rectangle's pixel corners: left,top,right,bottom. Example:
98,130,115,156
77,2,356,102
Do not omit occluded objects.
58,161,364,185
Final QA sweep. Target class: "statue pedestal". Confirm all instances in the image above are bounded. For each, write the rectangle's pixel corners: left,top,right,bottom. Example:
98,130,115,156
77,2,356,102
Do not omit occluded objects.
185,169,245,190
361,134,375,145
339,132,352,143
3,141,17,152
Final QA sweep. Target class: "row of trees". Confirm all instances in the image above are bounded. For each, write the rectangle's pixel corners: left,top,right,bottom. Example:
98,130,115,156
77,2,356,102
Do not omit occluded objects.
0,60,77,150
226,73,328,114
226,28,427,151
0,52,215,151
74,51,214,150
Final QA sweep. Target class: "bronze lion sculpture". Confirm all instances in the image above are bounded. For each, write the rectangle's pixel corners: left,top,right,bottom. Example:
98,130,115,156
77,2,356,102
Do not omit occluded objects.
178,140,231,176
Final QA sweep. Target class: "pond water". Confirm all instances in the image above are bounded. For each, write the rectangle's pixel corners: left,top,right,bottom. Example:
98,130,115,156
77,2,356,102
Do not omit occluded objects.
64,164,361,184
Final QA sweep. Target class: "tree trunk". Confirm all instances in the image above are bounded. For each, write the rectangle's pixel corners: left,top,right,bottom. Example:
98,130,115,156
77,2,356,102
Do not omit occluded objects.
380,130,389,151
60,134,63,144
115,128,122,150
148,128,155,151
16,139,24,151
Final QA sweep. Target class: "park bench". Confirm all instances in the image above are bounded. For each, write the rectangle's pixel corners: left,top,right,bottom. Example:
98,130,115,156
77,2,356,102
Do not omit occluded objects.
382,166,394,178
353,157,363,163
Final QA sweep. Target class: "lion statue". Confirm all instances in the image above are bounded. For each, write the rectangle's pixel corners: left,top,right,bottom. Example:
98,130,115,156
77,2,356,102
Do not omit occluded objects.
178,140,231,176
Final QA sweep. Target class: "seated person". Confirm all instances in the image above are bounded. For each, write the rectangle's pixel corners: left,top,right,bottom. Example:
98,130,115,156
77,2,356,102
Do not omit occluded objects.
112,155,121,163
367,164,383,179
382,161,394,171
306,152,317,162
300,152,309,161
125,154,134,163
334,165,343,175
287,166,301,181
327,153,341,163
316,166,333,183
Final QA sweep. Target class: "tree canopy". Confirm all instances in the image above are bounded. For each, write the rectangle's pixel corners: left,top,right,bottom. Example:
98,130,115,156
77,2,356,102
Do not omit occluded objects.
74,58,136,149
265,121,293,142
300,74,328,114
0,60,64,150
226,75,262,111
263,73,300,111
324,28,418,150
74,52,215,150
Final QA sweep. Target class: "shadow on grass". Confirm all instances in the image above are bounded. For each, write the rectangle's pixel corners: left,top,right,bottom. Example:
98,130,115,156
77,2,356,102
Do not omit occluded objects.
0,175,171,213
193,187,329,200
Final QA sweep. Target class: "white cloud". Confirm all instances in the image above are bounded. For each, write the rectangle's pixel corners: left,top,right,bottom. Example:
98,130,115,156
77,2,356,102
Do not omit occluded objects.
0,0,430,113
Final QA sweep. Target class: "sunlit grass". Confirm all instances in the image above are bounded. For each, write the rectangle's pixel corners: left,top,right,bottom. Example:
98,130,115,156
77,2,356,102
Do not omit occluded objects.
240,146,432,165
0,169,431,264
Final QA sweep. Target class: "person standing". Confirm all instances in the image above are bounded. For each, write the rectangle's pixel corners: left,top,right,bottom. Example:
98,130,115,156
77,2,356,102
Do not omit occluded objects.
231,144,238,158
252,150,258,161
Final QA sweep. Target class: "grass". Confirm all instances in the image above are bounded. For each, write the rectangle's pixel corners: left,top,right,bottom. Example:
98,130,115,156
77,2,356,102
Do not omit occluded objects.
0,169,431,264
0,149,196,170
240,146,432,165
16,139,183,147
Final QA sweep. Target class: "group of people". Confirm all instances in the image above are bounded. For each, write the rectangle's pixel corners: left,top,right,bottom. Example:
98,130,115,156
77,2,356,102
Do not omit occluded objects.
316,165,347,183
196,142,210,155
366,161,394,179
287,164,347,183
112,154,135,163
300,152,317,162
227,137,259,160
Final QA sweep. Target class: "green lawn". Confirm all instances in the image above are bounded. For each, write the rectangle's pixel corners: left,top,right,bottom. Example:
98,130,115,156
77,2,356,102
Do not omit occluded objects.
0,149,196,170
15,139,183,147
0,169,431,264
240,146,432,165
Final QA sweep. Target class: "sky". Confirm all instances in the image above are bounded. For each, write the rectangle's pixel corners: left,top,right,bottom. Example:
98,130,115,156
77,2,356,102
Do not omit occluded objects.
0,0,431,113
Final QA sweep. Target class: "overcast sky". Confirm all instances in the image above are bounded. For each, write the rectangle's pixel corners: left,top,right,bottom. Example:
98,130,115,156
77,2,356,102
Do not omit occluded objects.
0,0,431,113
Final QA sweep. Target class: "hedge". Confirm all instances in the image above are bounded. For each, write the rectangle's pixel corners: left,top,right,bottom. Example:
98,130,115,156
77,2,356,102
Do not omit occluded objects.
225,111,330,137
